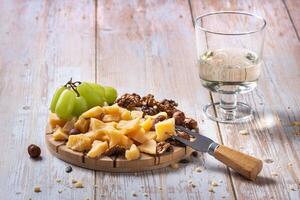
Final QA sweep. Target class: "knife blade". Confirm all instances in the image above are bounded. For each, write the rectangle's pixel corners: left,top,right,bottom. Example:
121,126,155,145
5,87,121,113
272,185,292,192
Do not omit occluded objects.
174,125,219,155
174,125,263,181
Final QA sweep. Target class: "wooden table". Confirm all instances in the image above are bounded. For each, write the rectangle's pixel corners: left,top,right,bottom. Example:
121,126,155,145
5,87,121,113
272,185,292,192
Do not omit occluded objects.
0,0,299,199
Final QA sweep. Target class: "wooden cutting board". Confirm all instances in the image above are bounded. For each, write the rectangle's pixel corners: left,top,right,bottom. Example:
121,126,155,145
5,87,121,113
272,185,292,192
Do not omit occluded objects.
45,127,193,172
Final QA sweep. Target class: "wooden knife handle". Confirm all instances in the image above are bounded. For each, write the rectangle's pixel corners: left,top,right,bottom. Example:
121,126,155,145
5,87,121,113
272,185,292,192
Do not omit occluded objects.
214,145,263,181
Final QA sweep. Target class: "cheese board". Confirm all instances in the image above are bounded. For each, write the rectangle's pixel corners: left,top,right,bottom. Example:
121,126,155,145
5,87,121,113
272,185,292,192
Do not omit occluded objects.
45,125,193,172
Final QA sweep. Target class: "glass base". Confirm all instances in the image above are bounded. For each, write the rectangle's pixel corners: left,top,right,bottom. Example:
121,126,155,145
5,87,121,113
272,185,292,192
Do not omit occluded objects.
203,102,253,123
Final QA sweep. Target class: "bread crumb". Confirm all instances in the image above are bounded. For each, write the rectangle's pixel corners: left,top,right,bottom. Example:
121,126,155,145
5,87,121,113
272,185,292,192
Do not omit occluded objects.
211,181,219,187
191,183,196,188
288,162,293,167
58,190,63,194
208,187,215,193
34,186,41,193
264,158,274,164
72,179,77,184
194,166,203,173
74,181,84,188
158,187,163,190
271,172,279,176
170,163,179,169
239,129,249,135
56,179,62,183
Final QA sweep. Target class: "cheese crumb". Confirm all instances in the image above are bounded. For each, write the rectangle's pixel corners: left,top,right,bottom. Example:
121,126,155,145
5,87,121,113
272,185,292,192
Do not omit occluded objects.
291,121,300,126
211,181,219,187
132,192,138,197
74,181,84,188
239,129,249,135
194,167,203,173
34,186,41,193
208,187,215,193
264,158,274,164
143,192,149,197
170,163,179,169
271,172,279,176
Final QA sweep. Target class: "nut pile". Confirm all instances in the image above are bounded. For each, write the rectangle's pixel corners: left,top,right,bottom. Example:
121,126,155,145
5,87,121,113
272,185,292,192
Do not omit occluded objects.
116,93,198,129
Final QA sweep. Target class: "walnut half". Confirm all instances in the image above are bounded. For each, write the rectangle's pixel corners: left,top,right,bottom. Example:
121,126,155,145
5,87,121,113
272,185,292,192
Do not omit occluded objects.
156,142,173,155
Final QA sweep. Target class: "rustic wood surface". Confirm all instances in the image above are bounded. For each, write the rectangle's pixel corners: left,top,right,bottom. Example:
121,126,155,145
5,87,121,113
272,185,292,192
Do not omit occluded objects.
0,0,299,199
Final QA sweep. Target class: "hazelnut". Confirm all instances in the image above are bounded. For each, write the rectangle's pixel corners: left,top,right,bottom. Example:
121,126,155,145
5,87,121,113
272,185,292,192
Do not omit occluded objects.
27,144,41,158
69,128,80,135
184,118,198,129
173,111,185,125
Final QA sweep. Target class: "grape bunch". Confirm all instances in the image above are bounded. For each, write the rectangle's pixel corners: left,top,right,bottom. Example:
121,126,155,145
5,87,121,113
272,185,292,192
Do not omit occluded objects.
50,78,117,120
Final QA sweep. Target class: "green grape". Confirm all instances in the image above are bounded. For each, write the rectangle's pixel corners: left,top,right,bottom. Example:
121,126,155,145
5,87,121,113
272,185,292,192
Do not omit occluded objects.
55,89,76,120
50,86,66,113
77,82,105,108
89,83,105,97
73,96,88,117
104,86,118,105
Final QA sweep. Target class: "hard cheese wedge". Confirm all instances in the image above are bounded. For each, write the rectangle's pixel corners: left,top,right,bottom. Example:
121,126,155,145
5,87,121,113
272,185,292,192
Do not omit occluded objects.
138,139,157,155
125,144,141,160
155,118,175,142
87,140,108,158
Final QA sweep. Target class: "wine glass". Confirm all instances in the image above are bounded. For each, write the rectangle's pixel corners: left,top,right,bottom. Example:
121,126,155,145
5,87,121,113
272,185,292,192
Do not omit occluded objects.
195,11,266,123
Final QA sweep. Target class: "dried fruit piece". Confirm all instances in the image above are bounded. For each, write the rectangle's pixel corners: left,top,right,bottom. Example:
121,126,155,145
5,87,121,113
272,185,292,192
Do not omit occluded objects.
69,128,81,135
65,166,73,173
28,144,41,158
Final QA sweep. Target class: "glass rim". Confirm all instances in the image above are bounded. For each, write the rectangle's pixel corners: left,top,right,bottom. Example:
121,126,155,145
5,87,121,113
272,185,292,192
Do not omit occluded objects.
195,11,267,35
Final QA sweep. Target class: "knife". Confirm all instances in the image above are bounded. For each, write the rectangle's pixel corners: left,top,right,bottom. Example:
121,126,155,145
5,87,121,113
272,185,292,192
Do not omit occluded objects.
174,126,263,181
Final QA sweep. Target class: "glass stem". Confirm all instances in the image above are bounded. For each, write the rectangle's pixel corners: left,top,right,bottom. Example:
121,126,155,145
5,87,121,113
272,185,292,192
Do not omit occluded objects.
220,93,237,120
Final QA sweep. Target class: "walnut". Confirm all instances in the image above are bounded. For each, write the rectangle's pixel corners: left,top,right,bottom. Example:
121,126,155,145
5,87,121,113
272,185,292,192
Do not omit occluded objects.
176,131,190,140
150,115,167,131
184,118,198,129
115,93,142,110
141,94,159,107
156,142,173,155
173,111,185,125
103,145,125,156
141,105,159,116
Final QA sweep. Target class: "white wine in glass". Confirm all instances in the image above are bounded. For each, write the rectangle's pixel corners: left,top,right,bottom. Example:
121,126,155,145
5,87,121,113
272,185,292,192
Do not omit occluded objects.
195,11,266,123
